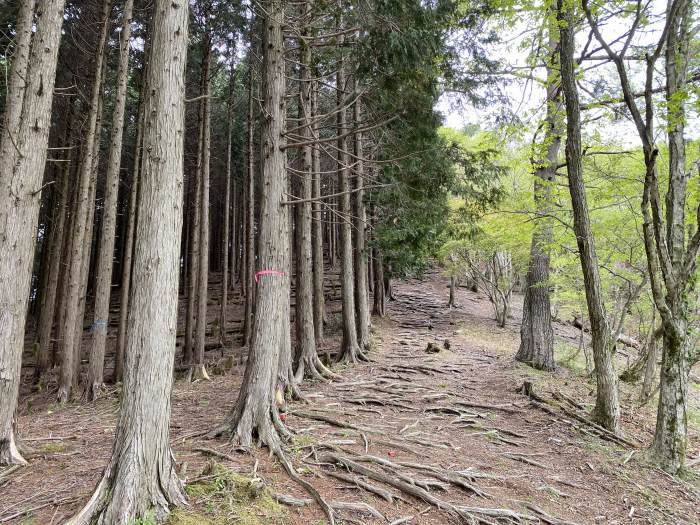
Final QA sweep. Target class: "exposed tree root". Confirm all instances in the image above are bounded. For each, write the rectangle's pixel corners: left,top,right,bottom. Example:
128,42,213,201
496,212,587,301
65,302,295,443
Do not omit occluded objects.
294,354,341,383
395,461,492,498
187,363,211,382
503,452,549,469
318,452,491,524
271,440,336,525
0,495,81,523
291,410,374,433
0,432,27,466
340,344,370,364
518,381,637,448
66,448,185,525
218,400,336,525
326,470,405,503
273,492,382,519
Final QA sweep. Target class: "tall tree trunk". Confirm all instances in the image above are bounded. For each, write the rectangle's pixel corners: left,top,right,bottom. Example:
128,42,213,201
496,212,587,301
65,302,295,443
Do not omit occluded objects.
243,69,256,347
517,30,560,372
192,40,212,381
36,108,74,379
220,67,235,347
88,0,135,399
559,0,619,432
67,1,188,520
114,93,145,383
353,91,371,351
184,57,207,369
649,0,692,474
311,83,326,342
223,0,289,447
294,7,331,382
336,30,363,363
57,0,111,404
0,0,65,466
373,245,385,317
73,97,105,387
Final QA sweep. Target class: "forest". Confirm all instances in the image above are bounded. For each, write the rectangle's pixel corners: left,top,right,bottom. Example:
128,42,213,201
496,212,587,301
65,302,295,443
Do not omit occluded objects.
0,0,699,523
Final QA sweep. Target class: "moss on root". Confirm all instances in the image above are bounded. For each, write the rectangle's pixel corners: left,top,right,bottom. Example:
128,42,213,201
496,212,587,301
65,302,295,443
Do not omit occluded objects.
167,464,287,525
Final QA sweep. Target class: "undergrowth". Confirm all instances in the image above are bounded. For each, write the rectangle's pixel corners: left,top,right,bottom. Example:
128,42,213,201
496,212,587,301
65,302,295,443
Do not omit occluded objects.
166,463,287,525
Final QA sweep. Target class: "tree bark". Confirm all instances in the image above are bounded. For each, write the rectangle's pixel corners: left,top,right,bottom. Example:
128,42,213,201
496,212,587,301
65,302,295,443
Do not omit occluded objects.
87,0,135,399
67,1,188,521
224,0,289,447
311,82,326,342
353,91,371,351
559,0,619,432
336,29,363,363
220,66,235,346
36,108,74,379
57,0,111,404
650,0,692,474
114,91,145,383
243,67,256,348
294,6,329,382
517,29,560,372
0,0,65,466
372,245,385,317
185,45,209,368
192,38,212,381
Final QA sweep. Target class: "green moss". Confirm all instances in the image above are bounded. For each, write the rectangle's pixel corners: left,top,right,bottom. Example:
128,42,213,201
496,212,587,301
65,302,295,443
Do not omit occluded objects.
40,442,67,454
555,341,588,376
688,408,700,430
169,464,286,525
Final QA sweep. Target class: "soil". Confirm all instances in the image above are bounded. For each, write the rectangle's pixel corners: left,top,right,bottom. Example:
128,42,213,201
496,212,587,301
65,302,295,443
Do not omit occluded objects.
1,269,699,525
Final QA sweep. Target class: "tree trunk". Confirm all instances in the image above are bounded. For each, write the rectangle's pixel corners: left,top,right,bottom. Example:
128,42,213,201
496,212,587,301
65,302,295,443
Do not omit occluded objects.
311,82,326,342
294,7,330,382
36,108,74,379
67,1,188,521
114,91,145,383
559,0,619,432
87,0,135,399
57,0,111,404
353,91,371,351
650,0,692,474
641,327,658,401
372,246,385,317
447,275,456,308
336,30,363,363
0,0,65,466
220,70,235,346
192,39,212,382
224,0,289,447
517,30,560,372
243,67,256,348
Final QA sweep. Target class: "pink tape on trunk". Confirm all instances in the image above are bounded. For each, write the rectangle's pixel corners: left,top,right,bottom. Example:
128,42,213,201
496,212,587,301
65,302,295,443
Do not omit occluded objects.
255,269,286,283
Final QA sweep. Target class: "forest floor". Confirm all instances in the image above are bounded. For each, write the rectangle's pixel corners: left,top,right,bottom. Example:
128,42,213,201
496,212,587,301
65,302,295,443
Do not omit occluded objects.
1,269,699,525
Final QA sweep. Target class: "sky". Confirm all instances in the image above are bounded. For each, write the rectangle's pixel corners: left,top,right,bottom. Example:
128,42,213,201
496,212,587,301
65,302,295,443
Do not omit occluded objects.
434,1,698,146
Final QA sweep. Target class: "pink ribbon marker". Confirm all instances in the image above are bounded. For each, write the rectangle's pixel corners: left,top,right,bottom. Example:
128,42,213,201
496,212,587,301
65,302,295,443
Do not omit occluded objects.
255,269,286,283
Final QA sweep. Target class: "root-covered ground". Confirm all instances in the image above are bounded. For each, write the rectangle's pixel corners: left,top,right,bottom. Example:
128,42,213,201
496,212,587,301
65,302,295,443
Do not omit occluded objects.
1,270,699,524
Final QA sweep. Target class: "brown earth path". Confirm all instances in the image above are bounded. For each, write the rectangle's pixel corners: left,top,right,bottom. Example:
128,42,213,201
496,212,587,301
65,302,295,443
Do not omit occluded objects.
1,270,698,524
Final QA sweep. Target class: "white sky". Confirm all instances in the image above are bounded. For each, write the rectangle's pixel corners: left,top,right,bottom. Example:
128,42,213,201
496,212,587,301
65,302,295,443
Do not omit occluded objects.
436,1,698,146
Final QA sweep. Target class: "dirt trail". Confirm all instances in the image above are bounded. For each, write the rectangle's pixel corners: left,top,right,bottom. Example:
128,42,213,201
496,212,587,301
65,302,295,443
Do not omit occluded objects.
1,270,698,524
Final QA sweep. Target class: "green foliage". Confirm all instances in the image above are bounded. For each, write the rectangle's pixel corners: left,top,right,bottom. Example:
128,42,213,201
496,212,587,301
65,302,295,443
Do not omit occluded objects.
168,464,286,525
